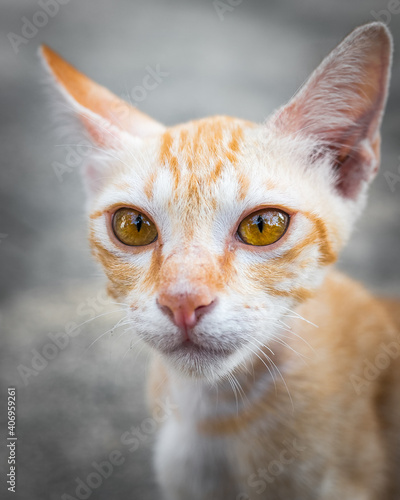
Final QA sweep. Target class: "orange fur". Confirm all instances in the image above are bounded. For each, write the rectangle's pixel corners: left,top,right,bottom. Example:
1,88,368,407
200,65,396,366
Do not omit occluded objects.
152,272,400,498
41,22,399,500
41,45,164,140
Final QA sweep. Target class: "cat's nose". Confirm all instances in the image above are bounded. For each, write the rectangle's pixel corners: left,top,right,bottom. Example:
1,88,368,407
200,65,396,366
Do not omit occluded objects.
157,290,216,332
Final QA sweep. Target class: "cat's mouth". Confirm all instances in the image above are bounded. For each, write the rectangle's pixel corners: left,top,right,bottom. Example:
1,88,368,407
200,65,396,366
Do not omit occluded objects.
162,338,234,365
169,340,232,355
162,341,234,376
141,322,242,375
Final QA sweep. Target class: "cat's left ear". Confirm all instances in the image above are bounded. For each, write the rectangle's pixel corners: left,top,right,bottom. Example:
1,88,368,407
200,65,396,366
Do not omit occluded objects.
40,45,165,145
272,22,393,199
40,45,165,193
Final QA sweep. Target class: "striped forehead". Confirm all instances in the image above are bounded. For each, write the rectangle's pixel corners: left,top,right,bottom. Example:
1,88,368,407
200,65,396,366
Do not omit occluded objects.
152,116,254,196
94,116,332,224
93,115,338,249
138,116,256,239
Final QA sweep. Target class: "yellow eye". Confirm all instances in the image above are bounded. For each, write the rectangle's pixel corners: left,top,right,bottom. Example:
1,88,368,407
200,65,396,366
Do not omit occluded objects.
237,209,289,246
112,208,157,246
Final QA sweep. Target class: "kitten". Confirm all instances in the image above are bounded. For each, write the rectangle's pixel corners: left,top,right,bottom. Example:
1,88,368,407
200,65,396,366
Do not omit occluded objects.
41,22,400,500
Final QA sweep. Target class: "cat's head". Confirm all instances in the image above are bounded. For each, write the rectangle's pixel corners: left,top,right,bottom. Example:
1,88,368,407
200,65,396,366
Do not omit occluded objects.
41,23,392,380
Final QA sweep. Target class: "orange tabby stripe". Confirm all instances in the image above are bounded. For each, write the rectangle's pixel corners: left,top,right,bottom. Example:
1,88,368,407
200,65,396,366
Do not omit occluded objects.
274,214,337,268
159,131,180,189
89,230,140,297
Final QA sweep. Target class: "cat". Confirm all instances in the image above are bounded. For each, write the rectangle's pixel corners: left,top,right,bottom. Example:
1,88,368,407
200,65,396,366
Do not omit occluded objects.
41,22,400,500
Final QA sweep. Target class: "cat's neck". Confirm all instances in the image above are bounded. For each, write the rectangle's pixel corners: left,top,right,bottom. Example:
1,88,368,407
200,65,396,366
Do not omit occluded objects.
163,330,298,425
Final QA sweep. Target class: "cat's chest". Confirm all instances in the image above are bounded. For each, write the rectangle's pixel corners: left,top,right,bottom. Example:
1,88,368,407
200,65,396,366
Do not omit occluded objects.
154,383,243,499
155,373,293,499
154,363,325,500
155,397,307,500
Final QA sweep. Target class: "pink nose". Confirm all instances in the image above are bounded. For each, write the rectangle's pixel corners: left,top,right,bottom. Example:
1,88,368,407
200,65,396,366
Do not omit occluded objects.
158,290,215,332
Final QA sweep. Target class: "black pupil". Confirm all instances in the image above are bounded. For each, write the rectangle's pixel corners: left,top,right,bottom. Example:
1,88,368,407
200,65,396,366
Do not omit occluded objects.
135,214,142,232
256,215,264,233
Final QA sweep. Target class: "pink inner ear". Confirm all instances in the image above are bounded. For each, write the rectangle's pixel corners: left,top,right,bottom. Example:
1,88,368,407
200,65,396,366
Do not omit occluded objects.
272,23,392,199
333,133,381,198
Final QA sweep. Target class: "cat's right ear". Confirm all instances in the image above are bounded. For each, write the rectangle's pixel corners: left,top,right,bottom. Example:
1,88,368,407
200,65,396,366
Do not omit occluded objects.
271,22,392,201
39,46,165,192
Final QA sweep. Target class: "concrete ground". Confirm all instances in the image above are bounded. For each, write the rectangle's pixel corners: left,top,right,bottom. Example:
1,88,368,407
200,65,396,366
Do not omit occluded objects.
0,0,399,498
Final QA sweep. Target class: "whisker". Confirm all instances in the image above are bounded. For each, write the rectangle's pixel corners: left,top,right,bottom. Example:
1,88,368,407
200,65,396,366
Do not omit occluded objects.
116,323,136,340
268,335,311,362
126,336,148,362
244,341,277,394
279,306,319,328
226,373,239,416
73,309,124,332
266,352,294,413
251,340,294,413
275,323,316,354
231,372,248,408
85,314,128,351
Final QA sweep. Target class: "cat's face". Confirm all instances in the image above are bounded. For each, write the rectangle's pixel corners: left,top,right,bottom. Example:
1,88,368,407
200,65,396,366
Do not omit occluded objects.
88,117,346,379
41,22,392,380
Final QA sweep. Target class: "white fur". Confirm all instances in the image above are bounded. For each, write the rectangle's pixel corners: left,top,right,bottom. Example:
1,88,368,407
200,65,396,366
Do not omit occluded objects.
42,22,393,500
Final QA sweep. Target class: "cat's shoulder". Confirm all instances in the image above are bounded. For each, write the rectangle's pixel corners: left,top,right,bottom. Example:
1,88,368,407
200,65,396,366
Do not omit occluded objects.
297,269,399,352
380,298,400,332
324,270,399,331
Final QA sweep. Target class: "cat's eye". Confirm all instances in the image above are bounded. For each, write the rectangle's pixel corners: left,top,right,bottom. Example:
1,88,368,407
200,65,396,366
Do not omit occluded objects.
112,208,157,246
237,209,289,246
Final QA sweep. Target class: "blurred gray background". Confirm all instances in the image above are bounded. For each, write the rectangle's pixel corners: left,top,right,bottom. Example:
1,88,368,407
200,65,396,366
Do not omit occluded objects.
0,0,399,499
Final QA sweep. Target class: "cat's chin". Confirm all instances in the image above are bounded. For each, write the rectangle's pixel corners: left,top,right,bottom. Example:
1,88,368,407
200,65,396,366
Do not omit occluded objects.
161,341,236,379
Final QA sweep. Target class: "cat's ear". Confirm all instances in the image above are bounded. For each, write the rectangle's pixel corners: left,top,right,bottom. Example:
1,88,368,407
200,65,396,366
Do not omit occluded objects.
40,45,165,144
272,22,392,199
40,45,165,194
